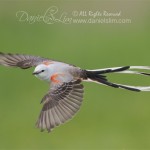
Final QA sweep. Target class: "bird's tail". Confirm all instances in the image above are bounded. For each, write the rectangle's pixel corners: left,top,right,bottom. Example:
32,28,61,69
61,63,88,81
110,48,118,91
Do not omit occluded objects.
84,66,150,92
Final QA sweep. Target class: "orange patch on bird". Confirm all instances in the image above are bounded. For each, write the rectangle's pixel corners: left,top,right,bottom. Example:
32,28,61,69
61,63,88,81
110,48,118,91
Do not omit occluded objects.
51,74,60,83
50,73,64,83
43,61,53,66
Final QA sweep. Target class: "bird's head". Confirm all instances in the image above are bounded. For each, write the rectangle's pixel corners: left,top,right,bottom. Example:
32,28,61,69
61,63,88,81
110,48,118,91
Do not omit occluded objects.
33,64,49,81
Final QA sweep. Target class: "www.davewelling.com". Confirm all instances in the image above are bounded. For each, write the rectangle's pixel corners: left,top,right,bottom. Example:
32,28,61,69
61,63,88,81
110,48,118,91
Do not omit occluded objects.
16,6,132,24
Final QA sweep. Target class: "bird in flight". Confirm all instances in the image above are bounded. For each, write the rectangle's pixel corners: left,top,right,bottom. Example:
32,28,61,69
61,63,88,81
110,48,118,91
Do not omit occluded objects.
0,52,150,132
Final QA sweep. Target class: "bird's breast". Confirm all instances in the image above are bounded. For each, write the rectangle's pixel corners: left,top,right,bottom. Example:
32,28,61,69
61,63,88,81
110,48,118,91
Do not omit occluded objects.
47,63,75,83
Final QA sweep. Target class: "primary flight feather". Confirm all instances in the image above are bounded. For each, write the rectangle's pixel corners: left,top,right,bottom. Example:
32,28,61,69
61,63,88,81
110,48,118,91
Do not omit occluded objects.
1,52,150,132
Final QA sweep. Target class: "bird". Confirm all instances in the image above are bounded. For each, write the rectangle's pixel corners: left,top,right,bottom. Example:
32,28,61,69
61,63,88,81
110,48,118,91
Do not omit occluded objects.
0,52,150,132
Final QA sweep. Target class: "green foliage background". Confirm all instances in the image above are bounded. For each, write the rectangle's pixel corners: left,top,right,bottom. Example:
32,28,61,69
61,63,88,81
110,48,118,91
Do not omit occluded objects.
0,1,150,150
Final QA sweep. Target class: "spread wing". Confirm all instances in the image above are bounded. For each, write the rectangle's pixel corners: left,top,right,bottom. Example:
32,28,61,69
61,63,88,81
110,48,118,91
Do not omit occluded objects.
36,79,84,132
0,52,48,69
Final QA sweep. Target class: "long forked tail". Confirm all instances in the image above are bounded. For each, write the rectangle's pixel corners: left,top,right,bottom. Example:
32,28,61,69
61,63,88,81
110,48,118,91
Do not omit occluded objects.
85,66,150,92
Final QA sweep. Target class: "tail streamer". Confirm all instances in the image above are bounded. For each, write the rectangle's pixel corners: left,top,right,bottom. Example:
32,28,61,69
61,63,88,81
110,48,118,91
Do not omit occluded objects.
85,66,150,92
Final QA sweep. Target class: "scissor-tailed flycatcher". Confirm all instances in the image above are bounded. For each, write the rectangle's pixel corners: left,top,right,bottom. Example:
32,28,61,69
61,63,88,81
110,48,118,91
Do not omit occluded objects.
0,52,150,132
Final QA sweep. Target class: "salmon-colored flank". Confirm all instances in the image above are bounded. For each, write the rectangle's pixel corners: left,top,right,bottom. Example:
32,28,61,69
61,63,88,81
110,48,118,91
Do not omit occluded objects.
51,73,64,83
51,74,60,83
43,61,53,66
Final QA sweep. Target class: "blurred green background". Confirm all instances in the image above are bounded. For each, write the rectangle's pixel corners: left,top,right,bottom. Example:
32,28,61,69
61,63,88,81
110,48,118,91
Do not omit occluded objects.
0,1,150,150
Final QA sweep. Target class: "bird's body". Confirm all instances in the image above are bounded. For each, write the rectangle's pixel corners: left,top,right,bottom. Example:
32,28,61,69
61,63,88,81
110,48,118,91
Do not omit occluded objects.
1,52,150,132
34,61,84,85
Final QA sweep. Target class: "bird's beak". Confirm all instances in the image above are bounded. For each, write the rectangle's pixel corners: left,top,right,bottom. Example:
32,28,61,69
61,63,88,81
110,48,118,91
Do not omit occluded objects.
32,71,39,75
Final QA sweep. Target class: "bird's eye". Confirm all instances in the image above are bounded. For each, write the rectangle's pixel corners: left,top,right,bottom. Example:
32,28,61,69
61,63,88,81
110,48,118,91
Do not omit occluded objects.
41,70,45,72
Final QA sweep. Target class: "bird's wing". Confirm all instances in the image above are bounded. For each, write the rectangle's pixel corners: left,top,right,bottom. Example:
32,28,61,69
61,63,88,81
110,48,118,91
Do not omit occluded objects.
0,52,49,69
36,79,84,132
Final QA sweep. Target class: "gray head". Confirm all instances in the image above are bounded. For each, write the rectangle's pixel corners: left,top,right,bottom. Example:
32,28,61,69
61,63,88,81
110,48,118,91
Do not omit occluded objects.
33,64,49,81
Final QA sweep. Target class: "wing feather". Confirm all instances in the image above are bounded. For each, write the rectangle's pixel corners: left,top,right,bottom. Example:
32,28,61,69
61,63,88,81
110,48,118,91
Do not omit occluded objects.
0,52,48,69
36,79,84,132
